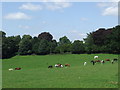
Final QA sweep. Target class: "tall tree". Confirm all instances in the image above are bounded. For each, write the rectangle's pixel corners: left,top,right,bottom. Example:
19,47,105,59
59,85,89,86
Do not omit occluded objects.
105,25,120,53
92,28,112,46
84,33,94,53
38,32,53,41
59,36,71,46
18,35,32,55
58,36,71,53
13,35,21,53
72,40,85,54
1,31,6,58
32,36,39,54
2,35,20,59
0,31,5,58
37,40,50,55
49,40,57,54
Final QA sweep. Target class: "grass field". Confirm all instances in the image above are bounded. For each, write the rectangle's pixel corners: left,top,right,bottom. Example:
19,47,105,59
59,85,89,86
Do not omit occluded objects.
2,54,118,88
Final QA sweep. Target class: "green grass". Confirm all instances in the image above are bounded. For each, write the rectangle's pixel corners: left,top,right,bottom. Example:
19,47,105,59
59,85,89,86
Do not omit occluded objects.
2,54,118,88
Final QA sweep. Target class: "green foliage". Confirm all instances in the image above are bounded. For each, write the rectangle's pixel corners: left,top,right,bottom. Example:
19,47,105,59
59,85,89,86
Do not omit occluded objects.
37,40,50,55
84,25,120,53
38,32,53,41
57,44,72,53
2,36,21,58
49,40,57,53
18,35,32,55
32,42,39,54
106,25,120,53
0,31,6,37
57,36,72,53
84,33,94,53
31,37,39,54
92,28,112,46
59,36,71,46
72,40,85,54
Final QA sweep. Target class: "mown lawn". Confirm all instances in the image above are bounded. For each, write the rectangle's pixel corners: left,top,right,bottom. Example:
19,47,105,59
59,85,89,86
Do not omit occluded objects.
2,54,118,88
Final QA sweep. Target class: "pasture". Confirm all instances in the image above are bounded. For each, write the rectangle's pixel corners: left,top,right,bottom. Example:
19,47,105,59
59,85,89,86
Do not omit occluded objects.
2,54,118,88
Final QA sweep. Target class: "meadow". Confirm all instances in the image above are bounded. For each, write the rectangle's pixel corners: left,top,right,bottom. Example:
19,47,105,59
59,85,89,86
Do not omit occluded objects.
2,54,118,88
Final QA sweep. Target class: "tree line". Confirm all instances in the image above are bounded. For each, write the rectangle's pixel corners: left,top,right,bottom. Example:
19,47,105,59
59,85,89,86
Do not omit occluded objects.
1,25,120,59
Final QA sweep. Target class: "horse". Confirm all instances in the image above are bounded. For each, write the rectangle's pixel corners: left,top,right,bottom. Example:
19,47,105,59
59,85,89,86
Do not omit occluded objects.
15,68,21,70
65,64,70,67
113,58,118,62
83,62,87,66
8,68,14,71
94,56,98,59
91,60,95,65
55,64,63,68
94,60,101,63
48,65,53,68
105,59,110,61
111,60,114,64
101,60,105,64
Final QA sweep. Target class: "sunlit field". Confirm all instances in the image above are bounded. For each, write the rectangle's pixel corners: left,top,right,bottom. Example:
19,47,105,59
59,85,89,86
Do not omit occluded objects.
2,54,118,88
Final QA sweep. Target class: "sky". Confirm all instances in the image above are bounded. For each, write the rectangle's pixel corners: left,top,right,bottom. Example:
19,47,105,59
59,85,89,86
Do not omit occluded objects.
2,1,118,41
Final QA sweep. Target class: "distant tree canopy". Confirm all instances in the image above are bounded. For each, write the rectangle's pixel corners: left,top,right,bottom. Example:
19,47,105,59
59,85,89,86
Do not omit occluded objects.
59,36,71,45
2,33,21,58
72,40,85,54
92,28,112,46
84,25,120,54
18,35,32,55
38,32,53,41
1,25,120,59
57,36,71,53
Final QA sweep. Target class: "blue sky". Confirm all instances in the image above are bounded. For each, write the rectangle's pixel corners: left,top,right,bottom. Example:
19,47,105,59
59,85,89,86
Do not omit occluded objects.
2,2,118,41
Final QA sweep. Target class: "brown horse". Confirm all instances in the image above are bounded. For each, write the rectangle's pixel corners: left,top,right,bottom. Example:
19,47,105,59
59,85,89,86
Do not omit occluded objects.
94,60,101,63
65,64,70,67
15,68,21,70
105,59,110,61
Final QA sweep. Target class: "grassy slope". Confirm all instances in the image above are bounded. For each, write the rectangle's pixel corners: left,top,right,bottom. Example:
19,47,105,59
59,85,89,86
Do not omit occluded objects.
2,54,118,88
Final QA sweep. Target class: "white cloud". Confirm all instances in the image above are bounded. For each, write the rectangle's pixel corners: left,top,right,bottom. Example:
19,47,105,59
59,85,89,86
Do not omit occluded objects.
44,2,72,10
19,3,43,11
19,2,72,12
97,2,118,16
102,6,118,16
4,12,31,20
18,25,30,29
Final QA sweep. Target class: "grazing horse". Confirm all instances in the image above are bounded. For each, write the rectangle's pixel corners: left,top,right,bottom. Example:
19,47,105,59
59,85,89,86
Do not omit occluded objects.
94,60,101,63
94,56,98,59
65,64,70,67
48,65,53,68
91,60,95,65
83,62,87,66
55,64,63,68
105,59,110,61
113,58,118,62
101,60,105,64
15,68,21,70
111,60,114,64
8,68,14,71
